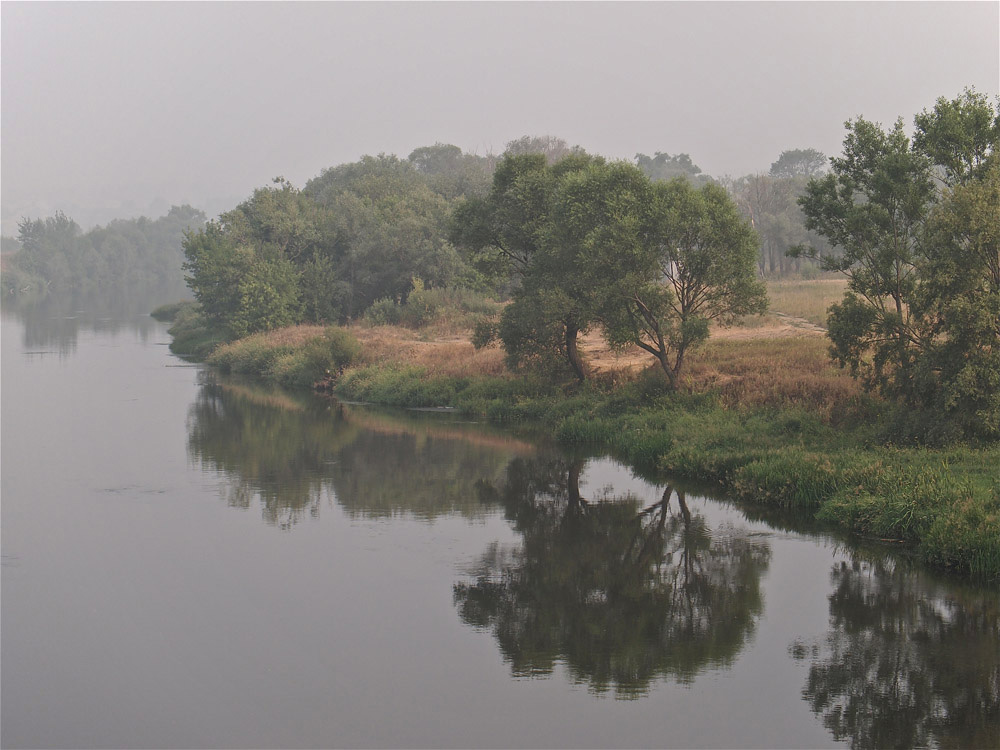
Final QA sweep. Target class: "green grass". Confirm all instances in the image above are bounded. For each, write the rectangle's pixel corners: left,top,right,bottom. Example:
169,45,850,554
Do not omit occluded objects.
208,325,361,389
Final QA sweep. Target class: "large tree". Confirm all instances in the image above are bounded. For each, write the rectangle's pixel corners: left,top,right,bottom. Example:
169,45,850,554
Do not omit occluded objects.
450,151,602,379
797,90,999,440
599,178,767,388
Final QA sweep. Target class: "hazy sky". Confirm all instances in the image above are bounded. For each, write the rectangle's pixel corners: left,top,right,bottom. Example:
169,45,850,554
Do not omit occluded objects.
2,1,997,233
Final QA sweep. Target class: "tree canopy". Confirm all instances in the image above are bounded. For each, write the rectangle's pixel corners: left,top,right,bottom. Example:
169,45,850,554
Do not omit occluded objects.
796,89,999,440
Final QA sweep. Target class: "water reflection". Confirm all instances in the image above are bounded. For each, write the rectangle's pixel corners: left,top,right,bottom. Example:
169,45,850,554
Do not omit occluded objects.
1,284,188,355
795,557,1000,749
454,456,772,698
186,377,533,527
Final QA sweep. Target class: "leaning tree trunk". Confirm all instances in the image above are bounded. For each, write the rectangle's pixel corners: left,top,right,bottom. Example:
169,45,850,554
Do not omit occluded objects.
565,321,586,382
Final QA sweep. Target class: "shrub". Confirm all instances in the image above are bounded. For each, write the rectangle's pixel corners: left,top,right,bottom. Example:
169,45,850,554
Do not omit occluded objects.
365,297,402,326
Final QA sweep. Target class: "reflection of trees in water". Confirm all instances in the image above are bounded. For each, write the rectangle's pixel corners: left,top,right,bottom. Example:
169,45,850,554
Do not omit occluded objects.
796,558,1000,749
2,284,188,355
188,382,355,529
454,456,771,698
328,428,511,520
187,381,521,528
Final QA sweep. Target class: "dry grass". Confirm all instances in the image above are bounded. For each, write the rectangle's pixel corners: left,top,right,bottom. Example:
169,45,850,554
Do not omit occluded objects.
336,279,864,417
765,277,848,327
349,323,508,378
681,336,861,415
244,324,328,348
347,313,858,419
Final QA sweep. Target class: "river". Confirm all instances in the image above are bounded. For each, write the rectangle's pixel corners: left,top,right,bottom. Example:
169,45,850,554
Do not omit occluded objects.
2,295,998,749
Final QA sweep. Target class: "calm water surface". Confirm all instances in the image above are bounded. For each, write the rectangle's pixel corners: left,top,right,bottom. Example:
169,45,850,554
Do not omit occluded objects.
2,299,998,749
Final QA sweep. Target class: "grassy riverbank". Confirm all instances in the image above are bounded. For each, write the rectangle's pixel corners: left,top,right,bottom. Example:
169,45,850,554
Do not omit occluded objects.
334,362,998,578
155,286,1000,580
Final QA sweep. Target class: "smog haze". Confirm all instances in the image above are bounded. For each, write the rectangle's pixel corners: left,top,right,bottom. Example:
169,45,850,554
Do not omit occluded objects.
2,1,997,233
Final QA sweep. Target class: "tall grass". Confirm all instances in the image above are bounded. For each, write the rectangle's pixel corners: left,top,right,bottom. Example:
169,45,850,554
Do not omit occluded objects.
765,278,848,327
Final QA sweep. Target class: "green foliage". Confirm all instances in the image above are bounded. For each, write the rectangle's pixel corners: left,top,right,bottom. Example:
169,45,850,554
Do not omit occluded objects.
363,279,502,330
407,142,493,200
364,297,403,326
181,147,493,340
227,253,303,339
503,134,580,164
149,300,191,322
595,174,767,386
913,88,1000,186
166,303,226,360
769,148,828,178
208,325,360,388
799,91,1000,441
471,315,500,349
634,151,710,185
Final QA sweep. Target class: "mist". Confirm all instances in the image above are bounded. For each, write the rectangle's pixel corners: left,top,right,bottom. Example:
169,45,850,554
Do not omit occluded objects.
2,1,997,233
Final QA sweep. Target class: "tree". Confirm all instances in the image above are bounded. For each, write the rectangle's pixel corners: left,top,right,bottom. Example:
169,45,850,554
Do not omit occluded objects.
600,179,767,388
797,93,999,439
503,134,579,164
769,148,827,178
448,153,552,283
798,557,1000,749
450,151,602,379
182,223,254,332
305,155,463,317
634,151,710,185
454,456,771,696
912,158,1000,438
407,142,492,200
227,251,303,338
913,88,1000,186
798,117,935,403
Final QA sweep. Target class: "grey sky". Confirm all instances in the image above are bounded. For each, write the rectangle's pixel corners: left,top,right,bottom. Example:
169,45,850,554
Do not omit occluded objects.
2,1,997,234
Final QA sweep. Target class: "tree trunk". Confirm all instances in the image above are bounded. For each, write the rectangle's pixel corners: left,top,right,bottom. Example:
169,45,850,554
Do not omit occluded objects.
565,321,586,382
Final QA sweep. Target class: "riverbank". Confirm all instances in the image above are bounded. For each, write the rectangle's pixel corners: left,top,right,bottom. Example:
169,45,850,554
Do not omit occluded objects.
334,362,999,579
156,301,1000,580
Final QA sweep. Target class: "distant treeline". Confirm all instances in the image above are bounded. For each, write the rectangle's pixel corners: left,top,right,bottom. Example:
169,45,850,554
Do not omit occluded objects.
1,205,206,296
1,137,831,304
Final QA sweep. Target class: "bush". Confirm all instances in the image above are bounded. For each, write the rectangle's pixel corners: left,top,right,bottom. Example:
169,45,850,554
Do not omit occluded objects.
208,325,361,387
365,297,402,326
151,300,194,322
363,280,503,330
167,304,227,360
472,315,500,349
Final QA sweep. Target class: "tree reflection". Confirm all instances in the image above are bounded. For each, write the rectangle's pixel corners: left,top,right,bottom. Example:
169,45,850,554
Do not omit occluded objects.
453,456,771,697
187,380,529,528
1,283,188,356
188,380,358,528
797,558,1000,749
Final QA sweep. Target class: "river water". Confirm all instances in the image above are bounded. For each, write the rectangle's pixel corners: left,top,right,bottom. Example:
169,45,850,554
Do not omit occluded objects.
2,296,998,749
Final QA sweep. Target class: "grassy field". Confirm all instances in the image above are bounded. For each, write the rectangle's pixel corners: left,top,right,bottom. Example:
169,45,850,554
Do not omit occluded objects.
764,276,848,327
